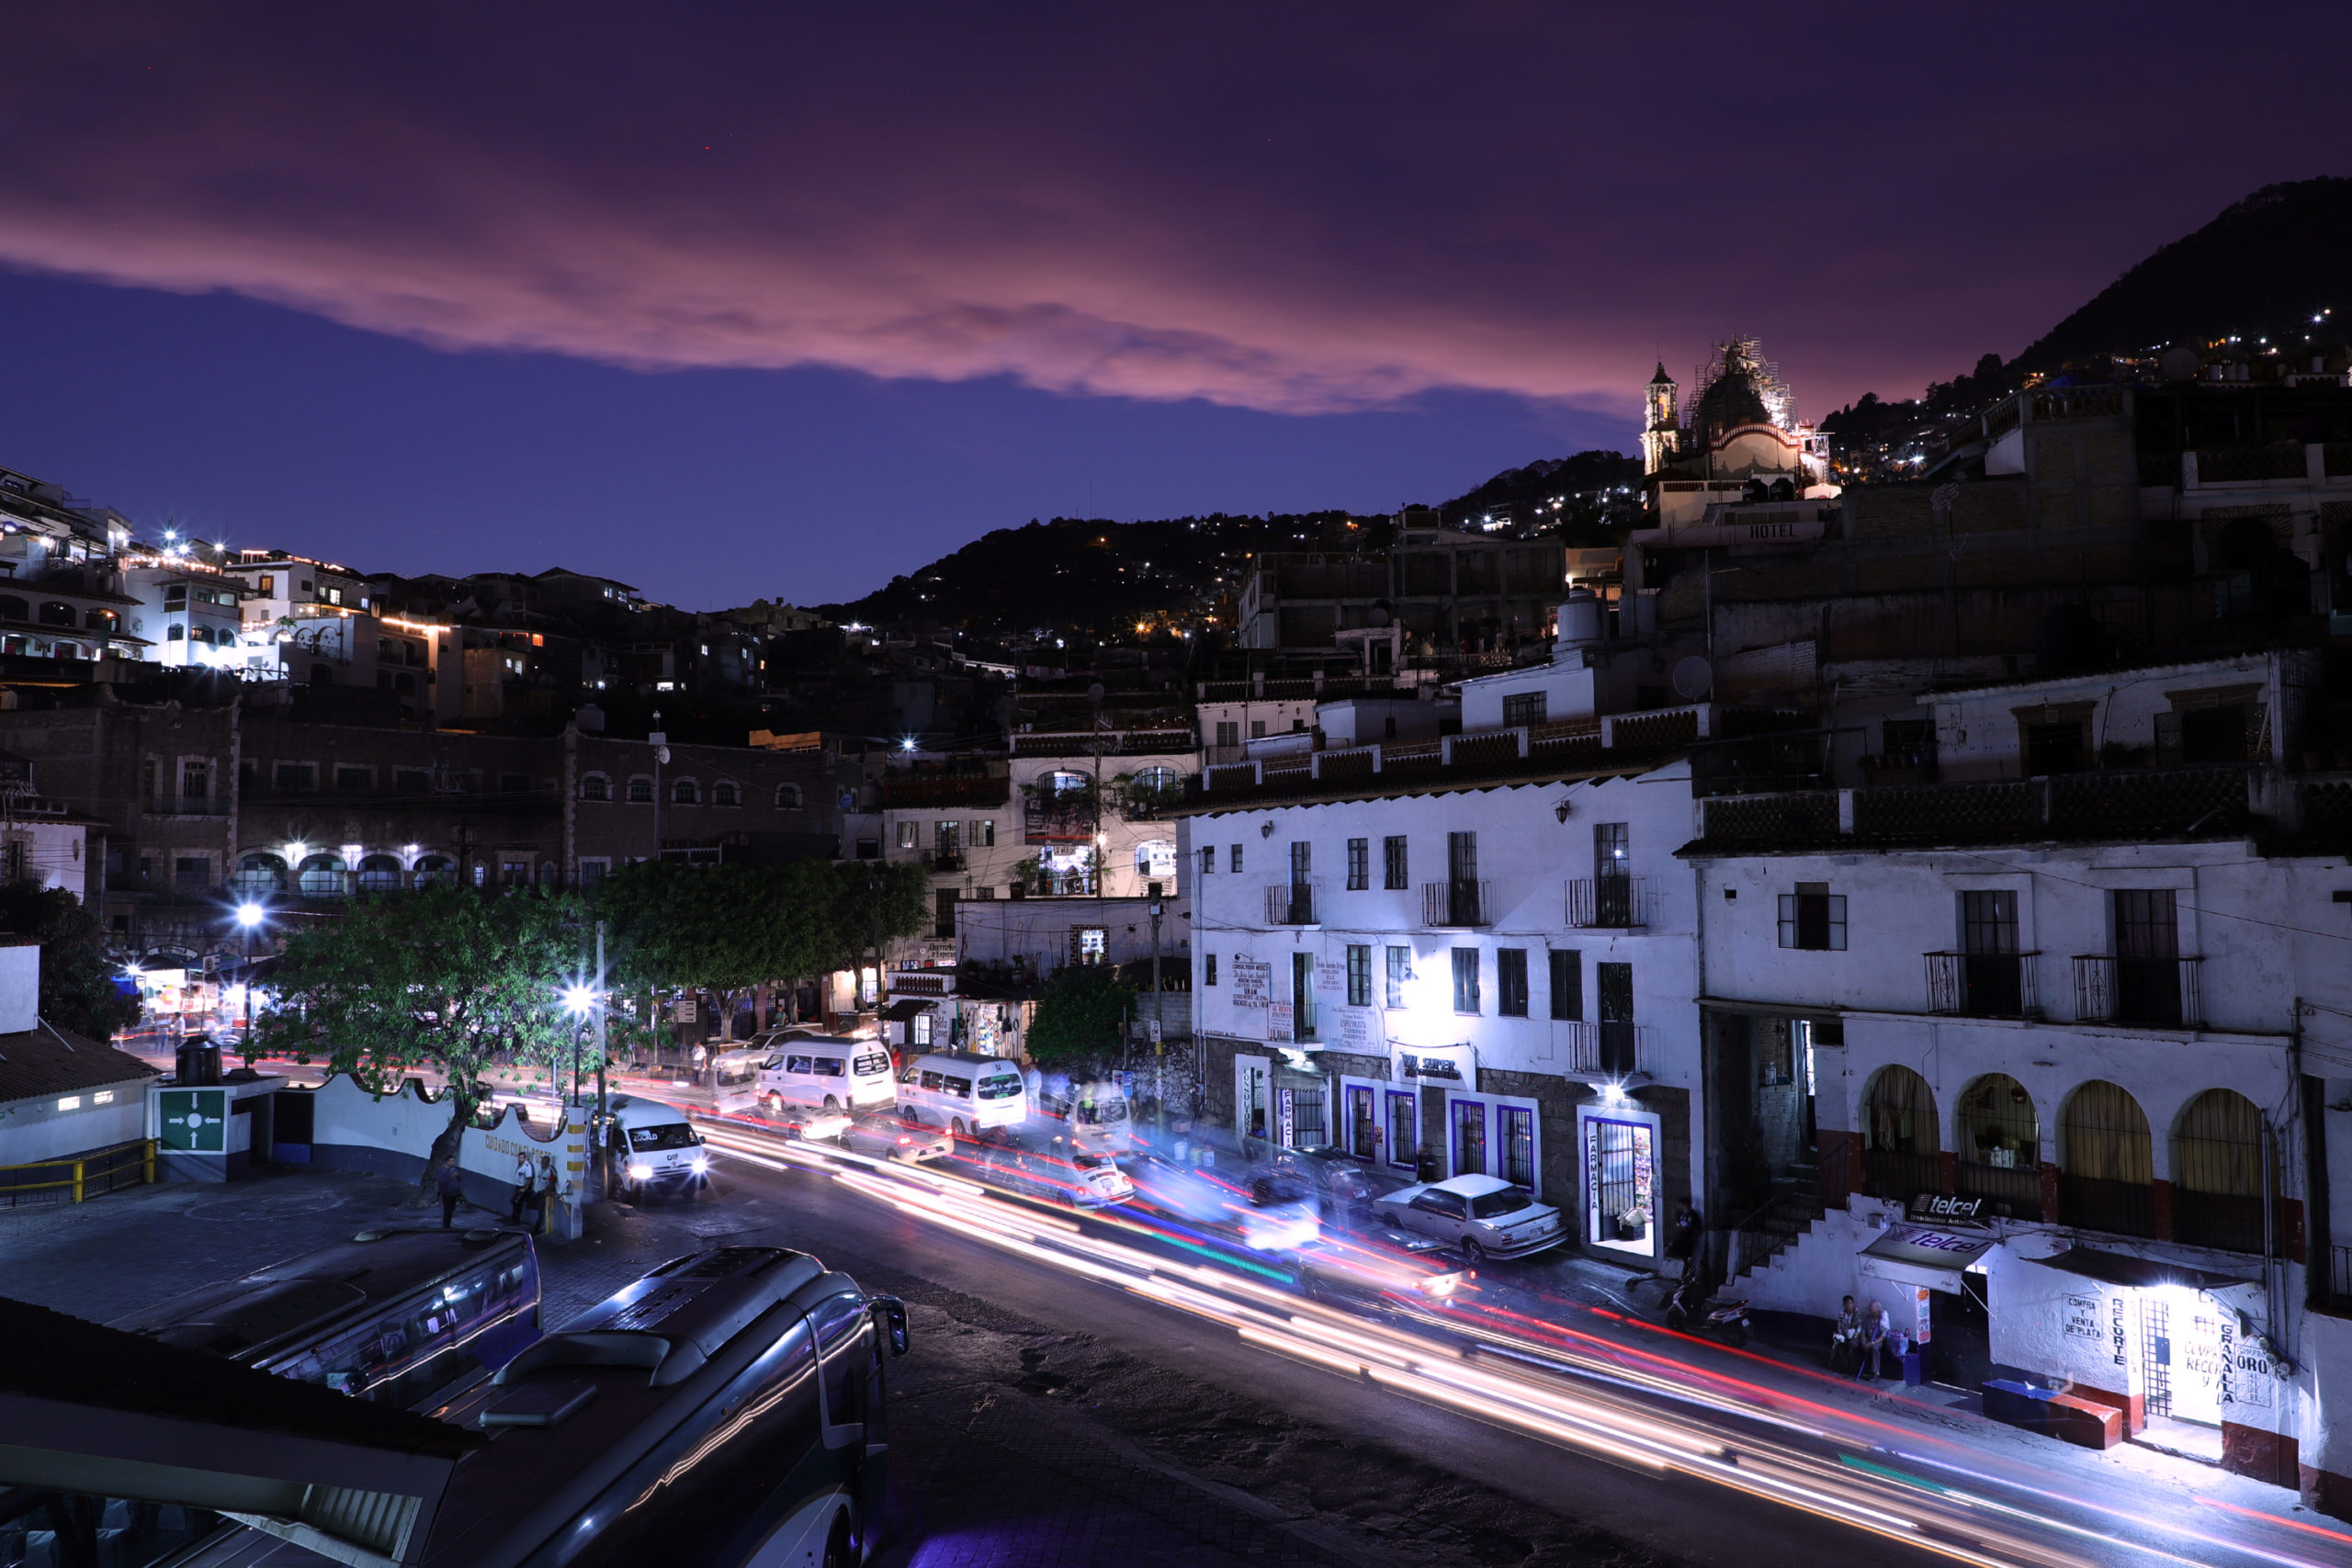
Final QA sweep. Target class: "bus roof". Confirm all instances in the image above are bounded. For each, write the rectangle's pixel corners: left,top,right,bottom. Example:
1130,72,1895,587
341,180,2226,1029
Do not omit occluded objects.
112,1227,531,1363
913,1051,1021,1070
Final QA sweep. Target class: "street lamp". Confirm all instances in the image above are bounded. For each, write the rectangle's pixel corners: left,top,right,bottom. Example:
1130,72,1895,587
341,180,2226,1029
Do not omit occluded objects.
234,902,265,1032
560,980,603,1109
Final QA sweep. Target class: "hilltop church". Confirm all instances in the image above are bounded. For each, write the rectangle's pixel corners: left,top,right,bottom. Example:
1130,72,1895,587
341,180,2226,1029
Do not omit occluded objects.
1641,338,1838,530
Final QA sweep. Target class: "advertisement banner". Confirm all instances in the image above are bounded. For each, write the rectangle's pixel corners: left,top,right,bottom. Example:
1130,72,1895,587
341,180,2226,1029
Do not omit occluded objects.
1268,1002,1293,1043
1313,955,1347,994
1336,1008,1374,1050
1231,958,1271,1010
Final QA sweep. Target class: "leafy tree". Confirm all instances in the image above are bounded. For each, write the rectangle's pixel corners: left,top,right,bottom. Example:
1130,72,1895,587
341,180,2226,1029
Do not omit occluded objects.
1024,964,1132,1067
0,881,140,1039
251,887,588,1191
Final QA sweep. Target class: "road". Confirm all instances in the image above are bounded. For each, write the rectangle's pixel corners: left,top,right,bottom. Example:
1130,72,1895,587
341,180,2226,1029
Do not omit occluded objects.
660,1119,2351,1568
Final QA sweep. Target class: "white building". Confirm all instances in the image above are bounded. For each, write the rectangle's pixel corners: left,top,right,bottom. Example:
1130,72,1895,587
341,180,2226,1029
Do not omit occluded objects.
1185,712,1706,1269
1683,649,2352,1506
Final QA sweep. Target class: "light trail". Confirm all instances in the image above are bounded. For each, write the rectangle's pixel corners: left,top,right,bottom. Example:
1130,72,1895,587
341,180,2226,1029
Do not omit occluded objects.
703,1122,2334,1568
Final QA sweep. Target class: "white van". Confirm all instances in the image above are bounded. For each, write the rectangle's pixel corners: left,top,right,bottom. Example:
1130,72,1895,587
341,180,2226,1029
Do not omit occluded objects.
896,1051,1027,1139
1042,1077,1136,1156
753,1034,896,1113
598,1095,707,1201
708,1046,768,1116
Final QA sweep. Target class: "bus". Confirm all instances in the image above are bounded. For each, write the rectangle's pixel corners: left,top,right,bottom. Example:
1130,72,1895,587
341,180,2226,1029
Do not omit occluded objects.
756,1034,897,1112
1041,1077,1137,1156
895,1051,1026,1139
113,1226,539,1411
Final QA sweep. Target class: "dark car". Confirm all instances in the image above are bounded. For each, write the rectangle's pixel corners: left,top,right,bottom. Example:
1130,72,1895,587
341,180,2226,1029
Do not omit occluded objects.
1248,1148,1417,1222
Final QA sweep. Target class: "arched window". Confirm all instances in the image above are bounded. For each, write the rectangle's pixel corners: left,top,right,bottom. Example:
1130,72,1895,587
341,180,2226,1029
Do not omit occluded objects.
167,625,186,641
671,778,699,805
36,602,73,627
356,854,403,893
775,783,803,809
51,642,81,661
712,780,740,807
580,773,611,801
297,853,347,897
1047,770,1090,795
412,855,455,887
1954,1074,2041,1220
2174,1089,2266,1251
0,597,25,622
83,609,115,632
627,775,654,804
232,852,288,896
190,626,213,645
2060,1080,2154,1237
537,861,560,887
1861,1066,1940,1200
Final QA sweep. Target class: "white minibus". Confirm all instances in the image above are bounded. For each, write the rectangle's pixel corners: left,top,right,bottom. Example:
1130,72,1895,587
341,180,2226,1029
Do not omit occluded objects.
896,1051,1027,1139
754,1034,897,1112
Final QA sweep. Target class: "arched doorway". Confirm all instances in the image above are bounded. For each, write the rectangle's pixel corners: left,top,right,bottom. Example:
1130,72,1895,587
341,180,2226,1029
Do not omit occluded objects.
2060,1080,2154,1237
1954,1074,2041,1221
1861,1065,1941,1201
2173,1089,2267,1253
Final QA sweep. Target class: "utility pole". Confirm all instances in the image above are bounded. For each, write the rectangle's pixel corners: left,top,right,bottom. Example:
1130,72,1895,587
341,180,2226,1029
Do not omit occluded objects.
594,919,608,1199
1087,682,1107,902
1149,897,1164,1138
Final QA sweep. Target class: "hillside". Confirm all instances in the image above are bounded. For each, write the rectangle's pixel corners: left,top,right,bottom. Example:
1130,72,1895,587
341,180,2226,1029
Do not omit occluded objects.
819,450,1639,636
2018,176,2352,370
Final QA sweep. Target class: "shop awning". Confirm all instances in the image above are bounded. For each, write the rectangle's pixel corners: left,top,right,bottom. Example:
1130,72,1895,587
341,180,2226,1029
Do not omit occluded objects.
2021,1245,2256,1293
1860,1223,1996,1272
880,998,937,1021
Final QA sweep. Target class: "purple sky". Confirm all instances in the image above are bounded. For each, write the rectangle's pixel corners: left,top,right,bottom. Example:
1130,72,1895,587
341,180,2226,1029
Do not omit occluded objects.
0,6,2343,605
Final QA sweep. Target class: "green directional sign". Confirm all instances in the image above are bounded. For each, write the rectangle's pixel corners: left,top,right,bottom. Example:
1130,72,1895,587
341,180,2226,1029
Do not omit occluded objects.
158,1089,227,1153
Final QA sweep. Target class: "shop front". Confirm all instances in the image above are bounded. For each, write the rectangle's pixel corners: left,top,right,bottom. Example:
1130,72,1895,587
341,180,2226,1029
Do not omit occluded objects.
1858,1217,1996,1387
1577,1100,1660,1261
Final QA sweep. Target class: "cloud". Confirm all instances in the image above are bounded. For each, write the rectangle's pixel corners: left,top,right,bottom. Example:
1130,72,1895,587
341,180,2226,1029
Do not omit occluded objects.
0,6,2340,419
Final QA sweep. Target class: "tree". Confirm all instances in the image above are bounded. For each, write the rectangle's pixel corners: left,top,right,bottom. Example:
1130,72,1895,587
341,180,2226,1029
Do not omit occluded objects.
251,887,587,1193
1024,964,1132,1067
0,881,140,1039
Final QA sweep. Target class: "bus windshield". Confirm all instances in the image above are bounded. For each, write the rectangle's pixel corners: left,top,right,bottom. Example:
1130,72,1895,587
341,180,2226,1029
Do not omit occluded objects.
1075,1095,1127,1124
627,1123,700,1152
853,1053,891,1077
977,1075,1023,1100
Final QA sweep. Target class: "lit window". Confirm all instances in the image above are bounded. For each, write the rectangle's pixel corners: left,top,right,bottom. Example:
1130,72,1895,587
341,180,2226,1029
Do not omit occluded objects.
94,1090,114,1104
56,1096,81,1111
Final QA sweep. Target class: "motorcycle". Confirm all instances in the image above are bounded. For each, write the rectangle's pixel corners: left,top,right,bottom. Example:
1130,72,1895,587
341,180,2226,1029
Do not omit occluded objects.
1664,1271,1753,1348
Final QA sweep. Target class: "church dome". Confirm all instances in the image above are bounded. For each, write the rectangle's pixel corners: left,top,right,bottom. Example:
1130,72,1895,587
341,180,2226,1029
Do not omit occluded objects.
1695,367,1772,438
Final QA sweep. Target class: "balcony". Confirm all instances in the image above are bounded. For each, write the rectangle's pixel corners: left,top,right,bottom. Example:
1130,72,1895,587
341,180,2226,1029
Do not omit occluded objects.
2173,1190,2272,1254
1923,952,2041,1018
1953,1158,2043,1222
927,851,966,873
1561,1020,1647,1077
1860,1148,1945,1202
1566,874,1652,930
2072,954,2203,1029
2059,1174,2156,1238
1419,880,1490,928
1265,880,1321,927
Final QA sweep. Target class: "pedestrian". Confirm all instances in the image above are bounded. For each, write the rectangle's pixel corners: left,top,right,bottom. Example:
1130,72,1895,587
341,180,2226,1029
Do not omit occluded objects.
532,1154,559,1231
690,1041,707,1088
1666,1203,1702,1279
508,1151,535,1224
1857,1298,1890,1382
1830,1295,1861,1375
435,1156,464,1230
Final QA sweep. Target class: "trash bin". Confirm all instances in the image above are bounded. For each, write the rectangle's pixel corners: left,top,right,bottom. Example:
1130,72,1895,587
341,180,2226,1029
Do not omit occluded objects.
1901,1349,1924,1386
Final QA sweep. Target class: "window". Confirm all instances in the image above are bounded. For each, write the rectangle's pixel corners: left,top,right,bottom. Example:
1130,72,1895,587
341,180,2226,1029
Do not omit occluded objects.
1500,1106,1535,1188
1388,1090,1418,1172
1346,838,1368,890
1453,1100,1487,1177
1073,928,1107,965
232,852,288,895
1498,948,1528,1017
774,782,805,809
934,820,961,857
1384,835,1408,889
1250,719,1266,739
1046,770,1089,796
971,818,995,847
1386,945,1411,1009
1448,830,1476,882
1229,843,1243,874
713,780,740,806
179,761,209,801
1596,962,1634,1072
671,778,699,805
2024,719,2087,775
1288,840,1310,880
933,888,958,939
297,854,347,897
167,625,186,641
1200,845,1216,877
174,856,209,892
1204,953,1217,987
1777,883,1848,950
1548,950,1582,1021
357,854,401,893
393,768,431,795
1452,948,1480,1013
1503,691,1547,728
1346,944,1371,1007
2111,887,2183,1025
896,821,918,850
272,761,315,793
257,574,274,595
1594,821,1629,876
581,773,611,801
335,765,371,793
1216,720,1238,749
578,857,611,887
1293,952,1317,1040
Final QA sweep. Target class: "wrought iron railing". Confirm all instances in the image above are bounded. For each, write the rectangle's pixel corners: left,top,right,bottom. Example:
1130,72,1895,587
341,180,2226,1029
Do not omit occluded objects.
1923,951,2041,1018
2059,1174,2157,1238
1560,1020,1647,1077
1265,880,1320,927
2173,1190,2270,1255
1419,880,1490,927
1860,1148,1944,1202
1953,1158,2042,1221
1566,874,1652,929
2073,954,2203,1029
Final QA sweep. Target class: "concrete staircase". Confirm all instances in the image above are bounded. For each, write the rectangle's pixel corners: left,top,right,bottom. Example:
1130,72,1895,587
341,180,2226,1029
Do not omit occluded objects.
1731,1164,1827,1280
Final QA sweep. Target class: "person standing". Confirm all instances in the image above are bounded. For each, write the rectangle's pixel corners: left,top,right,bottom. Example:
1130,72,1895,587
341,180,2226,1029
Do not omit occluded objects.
435,1156,464,1230
534,1154,559,1232
690,1040,707,1088
508,1151,535,1224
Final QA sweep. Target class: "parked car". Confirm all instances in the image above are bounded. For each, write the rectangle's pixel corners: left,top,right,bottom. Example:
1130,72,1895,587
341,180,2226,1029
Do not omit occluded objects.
1370,1174,1566,1262
841,1111,954,1164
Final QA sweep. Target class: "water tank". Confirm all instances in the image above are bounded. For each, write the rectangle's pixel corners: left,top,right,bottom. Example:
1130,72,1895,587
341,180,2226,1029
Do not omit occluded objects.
175,1040,222,1087
1632,591,1659,637
1554,591,1602,649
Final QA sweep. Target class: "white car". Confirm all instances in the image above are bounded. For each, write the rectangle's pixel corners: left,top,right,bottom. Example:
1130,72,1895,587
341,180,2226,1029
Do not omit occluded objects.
841,1111,954,1164
1370,1174,1566,1262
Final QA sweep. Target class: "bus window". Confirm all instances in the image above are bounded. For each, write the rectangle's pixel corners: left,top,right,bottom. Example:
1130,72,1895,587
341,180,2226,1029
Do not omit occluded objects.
854,1053,890,1077
899,1061,922,1085
919,1070,944,1091
626,1123,699,1153
978,1075,1022,1100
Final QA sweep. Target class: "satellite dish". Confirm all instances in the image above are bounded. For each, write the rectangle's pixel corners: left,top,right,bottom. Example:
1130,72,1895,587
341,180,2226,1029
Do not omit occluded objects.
2161,347,2199,382
1671,656,1714,701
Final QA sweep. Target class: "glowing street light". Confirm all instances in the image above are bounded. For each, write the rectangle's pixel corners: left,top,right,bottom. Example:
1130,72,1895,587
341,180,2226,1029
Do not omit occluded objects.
233,902,266,1032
